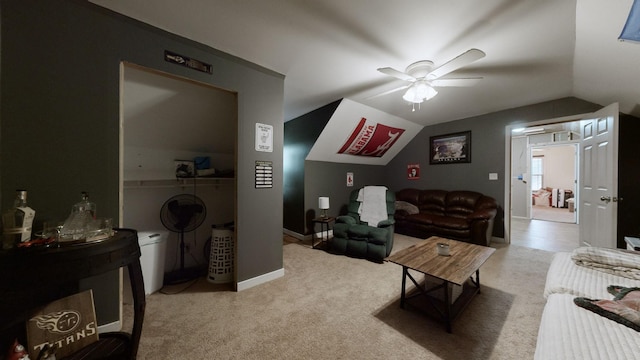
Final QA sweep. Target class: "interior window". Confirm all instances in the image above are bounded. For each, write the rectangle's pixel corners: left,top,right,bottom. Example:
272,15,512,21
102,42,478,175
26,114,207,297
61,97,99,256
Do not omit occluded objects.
531,156,544,190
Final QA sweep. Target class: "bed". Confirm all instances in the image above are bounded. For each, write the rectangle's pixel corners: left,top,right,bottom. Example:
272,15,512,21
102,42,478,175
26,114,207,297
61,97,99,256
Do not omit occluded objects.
535,293,640,360
543,252,640,299
535,248,640,360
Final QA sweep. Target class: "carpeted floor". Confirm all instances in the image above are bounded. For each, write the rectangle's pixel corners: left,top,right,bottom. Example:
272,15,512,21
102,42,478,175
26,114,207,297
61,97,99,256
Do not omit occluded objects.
128,234,553,359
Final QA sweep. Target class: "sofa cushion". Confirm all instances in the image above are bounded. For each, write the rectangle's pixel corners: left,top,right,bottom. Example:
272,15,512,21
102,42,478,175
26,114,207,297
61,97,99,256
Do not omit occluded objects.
430,215,470,230
418,190,448,215
395,188,421,205
445,191,482,217
406,213,434,225
406,213,470,230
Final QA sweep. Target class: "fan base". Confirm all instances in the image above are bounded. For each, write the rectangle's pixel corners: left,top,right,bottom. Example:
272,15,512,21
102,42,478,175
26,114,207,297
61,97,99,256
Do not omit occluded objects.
163,266,206,286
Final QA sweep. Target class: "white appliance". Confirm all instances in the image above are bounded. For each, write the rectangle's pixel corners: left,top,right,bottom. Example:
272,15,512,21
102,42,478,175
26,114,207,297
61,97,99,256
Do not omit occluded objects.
138,231,168,295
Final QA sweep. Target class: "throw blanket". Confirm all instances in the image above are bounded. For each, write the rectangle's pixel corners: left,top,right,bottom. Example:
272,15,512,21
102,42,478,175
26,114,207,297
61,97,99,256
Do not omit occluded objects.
574,285,640,332
357,186,388,226
572,247,640,281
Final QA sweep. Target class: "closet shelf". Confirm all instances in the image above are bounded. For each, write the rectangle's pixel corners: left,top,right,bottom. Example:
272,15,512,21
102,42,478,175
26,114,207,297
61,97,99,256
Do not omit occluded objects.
123,177,234,189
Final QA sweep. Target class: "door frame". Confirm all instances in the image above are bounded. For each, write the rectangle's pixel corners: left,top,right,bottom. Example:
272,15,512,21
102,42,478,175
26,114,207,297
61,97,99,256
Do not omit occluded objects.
503,113,590,244
528,142,579,222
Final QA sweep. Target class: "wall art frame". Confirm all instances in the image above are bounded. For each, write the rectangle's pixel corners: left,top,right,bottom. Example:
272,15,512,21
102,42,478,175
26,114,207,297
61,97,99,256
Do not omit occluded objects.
429,131,471,164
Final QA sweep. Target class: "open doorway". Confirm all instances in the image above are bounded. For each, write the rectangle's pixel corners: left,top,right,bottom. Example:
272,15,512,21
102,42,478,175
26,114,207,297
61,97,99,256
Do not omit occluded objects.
530,143,577,224
508,119,581,252
119,62,237,289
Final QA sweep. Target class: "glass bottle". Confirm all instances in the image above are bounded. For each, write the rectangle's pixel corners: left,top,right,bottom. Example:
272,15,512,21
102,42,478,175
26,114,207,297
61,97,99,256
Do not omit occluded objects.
2,190,36,249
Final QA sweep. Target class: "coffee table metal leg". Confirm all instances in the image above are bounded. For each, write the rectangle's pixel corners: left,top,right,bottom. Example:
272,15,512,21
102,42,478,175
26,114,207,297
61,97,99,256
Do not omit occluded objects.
400,266,408,309
444,281,452,333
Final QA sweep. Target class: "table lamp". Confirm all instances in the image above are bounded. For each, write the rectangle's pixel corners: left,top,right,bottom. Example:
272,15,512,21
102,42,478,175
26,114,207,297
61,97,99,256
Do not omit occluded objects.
318,197,330,218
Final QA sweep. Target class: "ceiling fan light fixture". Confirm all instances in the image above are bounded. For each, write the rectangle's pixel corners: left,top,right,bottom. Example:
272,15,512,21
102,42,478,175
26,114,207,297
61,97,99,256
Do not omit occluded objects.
402,85,422,103
402,81,438,104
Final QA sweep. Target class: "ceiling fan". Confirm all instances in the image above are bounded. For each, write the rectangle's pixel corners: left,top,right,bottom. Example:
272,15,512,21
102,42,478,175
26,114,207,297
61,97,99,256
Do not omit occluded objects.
375,48,486,110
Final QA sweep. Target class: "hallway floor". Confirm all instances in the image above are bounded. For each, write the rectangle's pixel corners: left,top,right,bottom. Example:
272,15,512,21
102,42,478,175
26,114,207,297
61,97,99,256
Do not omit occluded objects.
531,205,575,223
510,217,579,253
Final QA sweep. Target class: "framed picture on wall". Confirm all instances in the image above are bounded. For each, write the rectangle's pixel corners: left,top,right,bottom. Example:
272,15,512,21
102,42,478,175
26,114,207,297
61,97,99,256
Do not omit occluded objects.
430,131,471,164
407,164,420,179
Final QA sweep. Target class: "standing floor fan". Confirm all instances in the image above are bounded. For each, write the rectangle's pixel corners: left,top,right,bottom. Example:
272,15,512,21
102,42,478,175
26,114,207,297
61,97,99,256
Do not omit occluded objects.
160,194,207,285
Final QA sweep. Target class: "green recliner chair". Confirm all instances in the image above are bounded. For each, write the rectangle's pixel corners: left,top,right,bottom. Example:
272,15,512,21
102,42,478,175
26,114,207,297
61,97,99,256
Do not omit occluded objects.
332,186,396,262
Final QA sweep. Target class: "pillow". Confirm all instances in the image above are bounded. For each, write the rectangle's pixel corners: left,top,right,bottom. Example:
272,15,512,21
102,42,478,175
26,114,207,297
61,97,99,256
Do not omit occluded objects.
574,285,640,332
395,201,419,215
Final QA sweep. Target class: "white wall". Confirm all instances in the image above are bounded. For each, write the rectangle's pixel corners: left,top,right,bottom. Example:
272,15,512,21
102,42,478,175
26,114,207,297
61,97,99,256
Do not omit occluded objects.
537,144,576,191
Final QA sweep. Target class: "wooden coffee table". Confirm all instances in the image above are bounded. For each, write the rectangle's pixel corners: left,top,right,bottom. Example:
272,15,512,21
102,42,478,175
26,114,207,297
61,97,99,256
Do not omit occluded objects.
385,236,495,332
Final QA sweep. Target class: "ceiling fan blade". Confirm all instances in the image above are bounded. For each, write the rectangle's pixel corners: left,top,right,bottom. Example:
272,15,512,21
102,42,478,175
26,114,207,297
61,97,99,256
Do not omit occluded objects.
377,67,416,82
366,84,410,99
427,49,486,80
431,77,483,87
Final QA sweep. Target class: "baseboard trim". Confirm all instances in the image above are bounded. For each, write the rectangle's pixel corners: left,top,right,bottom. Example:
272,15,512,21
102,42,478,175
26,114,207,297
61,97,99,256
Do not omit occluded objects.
237,267,285,291
98,320,122,334
283,228,306,240
491,236,506,244
283,228,330,242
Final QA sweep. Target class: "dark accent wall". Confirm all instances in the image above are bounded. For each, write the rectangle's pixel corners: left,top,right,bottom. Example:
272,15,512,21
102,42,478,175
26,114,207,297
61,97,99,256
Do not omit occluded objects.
617,113,640,248
284,100,341,234
384,97,601,238
1,0,284,325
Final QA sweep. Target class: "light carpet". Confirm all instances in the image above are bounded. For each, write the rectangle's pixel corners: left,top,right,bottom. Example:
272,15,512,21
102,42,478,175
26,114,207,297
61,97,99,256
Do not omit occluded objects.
128,234,553,359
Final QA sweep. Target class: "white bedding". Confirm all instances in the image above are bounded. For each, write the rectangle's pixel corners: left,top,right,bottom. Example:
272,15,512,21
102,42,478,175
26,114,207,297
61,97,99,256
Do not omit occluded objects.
535,293,640,360
543,252,640,299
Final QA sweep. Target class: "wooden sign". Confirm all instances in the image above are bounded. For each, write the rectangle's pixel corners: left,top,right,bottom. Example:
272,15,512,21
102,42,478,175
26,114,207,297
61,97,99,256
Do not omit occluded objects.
27,290,98,359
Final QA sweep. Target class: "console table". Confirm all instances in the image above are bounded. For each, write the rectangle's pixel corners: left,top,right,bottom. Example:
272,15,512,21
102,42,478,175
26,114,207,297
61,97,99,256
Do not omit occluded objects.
0,228,145,359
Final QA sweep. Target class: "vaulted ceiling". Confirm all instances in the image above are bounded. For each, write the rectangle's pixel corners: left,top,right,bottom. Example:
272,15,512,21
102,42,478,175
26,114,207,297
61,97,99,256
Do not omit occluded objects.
90,0,640,126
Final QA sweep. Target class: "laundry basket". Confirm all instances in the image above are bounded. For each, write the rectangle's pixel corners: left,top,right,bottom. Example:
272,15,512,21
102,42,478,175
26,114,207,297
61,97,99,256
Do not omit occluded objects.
208,225,234,284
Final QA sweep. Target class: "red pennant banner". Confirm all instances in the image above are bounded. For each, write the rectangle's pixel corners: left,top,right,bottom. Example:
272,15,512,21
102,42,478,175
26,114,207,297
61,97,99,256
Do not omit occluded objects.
338,118,405,157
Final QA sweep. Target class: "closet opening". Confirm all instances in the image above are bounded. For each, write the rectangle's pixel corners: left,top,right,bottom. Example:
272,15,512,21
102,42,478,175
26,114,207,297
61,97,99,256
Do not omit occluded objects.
119,62,237,292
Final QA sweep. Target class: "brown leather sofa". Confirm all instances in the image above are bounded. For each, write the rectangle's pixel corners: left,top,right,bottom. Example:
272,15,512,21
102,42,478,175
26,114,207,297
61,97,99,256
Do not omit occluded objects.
394,189,498,246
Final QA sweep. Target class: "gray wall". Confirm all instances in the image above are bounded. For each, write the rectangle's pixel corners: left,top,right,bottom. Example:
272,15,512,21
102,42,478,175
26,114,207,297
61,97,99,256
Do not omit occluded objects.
1,0,284,324
385,97,601,238
304,161,386,234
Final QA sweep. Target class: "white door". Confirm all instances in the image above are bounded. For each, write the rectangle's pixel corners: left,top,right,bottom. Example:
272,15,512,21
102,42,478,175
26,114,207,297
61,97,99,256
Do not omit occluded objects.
579,103,619,248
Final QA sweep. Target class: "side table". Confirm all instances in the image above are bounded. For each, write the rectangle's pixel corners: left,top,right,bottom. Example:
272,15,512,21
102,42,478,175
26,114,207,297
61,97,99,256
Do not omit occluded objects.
311,217,335,249
0,228,145,359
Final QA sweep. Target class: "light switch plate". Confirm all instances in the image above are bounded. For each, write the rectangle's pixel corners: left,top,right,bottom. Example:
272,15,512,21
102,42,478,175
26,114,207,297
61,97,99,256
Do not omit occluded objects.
489,173,498,180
